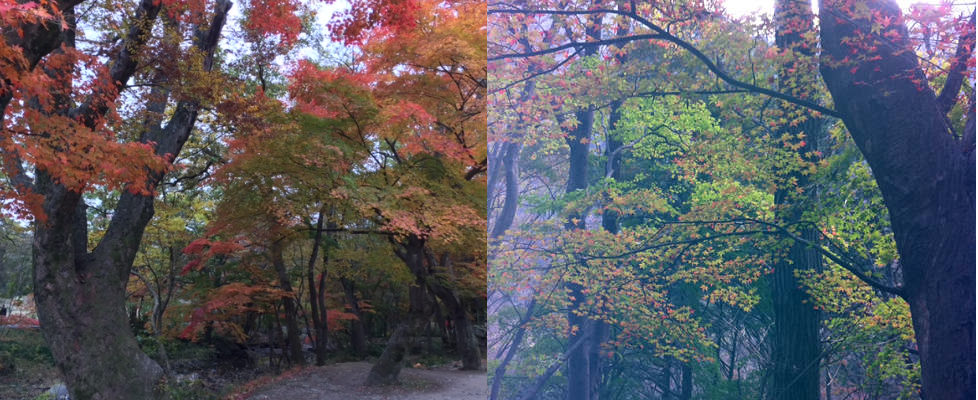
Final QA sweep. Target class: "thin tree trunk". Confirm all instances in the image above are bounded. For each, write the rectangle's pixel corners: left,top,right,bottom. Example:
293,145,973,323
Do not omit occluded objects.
306,211,327,365
489,298,536,400
271,240,306,366
489,142,520,238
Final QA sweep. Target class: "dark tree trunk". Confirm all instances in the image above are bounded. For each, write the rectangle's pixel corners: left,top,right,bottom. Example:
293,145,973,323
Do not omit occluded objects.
271,240,306,366
565,16,602,399
565,107,593,400
657,359,673,399
341,278,368,356
34,189,164,400
306,211,327,365
680,362,693,400
769,1,823,399
769,231,822,400
366,283,428,385
818,0,975,398
27,2,230,398
424,255,482,370
443,290,482,369
490,141,520,238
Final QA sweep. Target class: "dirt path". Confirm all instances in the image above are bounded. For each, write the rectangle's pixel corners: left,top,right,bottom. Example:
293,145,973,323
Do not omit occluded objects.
246,361,487,400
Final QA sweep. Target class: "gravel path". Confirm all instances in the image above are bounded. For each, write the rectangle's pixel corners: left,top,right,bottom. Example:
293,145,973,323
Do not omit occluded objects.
246,361,487,400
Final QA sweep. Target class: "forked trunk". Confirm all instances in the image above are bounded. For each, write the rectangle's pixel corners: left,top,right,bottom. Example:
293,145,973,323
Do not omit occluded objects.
33,191,164,400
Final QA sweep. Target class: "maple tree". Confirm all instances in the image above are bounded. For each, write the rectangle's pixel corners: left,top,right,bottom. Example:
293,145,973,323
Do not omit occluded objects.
168,0,488,386
0,0,317,396
488,0,973,398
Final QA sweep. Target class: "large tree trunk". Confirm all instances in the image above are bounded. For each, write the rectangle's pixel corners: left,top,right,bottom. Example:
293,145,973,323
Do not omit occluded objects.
769,230,822,400
26,2,230,398
769,1,823,399
34,190,164,400
436,285,482,370
818,0,975,397
366,283,427,385
565,15,603,399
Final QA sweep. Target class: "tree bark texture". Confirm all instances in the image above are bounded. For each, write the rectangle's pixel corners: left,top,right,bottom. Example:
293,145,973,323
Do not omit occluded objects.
819,0,975,397
769,1,823,399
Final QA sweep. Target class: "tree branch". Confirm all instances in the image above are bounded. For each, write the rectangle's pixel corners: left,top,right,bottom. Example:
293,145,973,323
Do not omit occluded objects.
936,11,975,116
489,7,843,118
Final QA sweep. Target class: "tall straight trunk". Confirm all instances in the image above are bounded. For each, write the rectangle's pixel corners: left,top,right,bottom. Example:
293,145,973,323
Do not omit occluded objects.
271,240,306,366
28,3,230,398
586,99,625,400
769,1,822,399
305,211,327,365
565,106,593,400
657,359,673,399
818,0,975,398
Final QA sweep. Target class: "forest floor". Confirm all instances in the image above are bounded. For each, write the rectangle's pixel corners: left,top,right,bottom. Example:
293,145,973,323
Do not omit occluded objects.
1,328,486,400
245,361,488,400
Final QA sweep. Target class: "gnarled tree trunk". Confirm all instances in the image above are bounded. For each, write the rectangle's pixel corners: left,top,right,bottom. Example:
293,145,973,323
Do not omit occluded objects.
27,2,231,398
34,191,165,400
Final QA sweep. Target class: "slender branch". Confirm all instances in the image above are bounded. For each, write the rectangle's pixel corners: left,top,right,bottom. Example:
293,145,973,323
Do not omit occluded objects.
740,218,905,297
490,34,665,61
489,8,843,118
